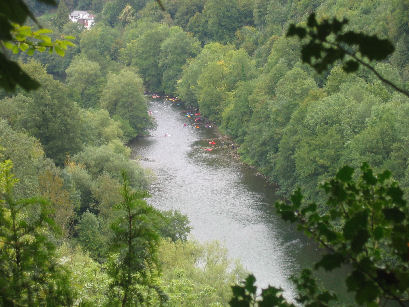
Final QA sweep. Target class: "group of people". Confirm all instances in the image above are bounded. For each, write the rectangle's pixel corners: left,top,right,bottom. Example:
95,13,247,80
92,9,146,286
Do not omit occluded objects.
149,94,220,151
183,111,213,129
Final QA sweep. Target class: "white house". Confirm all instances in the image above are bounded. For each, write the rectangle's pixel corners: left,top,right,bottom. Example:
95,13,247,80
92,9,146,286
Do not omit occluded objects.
69,10,95,29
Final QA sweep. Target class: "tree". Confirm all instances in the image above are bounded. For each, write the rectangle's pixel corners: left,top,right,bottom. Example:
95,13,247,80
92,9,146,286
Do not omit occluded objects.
70,141,149,212
76,211,107,261
119,22,170,91
159,27,201,95
177,42,231,108
53,0,70,31
159,239,246,306
79,108,124,146
158,210,192,242
65,56,103,108
0,119,52,199
57,243,110,306
0,0,75,91
18,61,84,166
0,159,74,305
200,0,242,43
231,10,409,306
197,48,256,123
231,164,409,306
80,24,121,67
287,13,409,98
100,68,153,136
107,173,166,306
39,169,75,237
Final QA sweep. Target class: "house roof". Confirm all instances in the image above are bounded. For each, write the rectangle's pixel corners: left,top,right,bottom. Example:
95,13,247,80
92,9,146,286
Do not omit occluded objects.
70,10,89,17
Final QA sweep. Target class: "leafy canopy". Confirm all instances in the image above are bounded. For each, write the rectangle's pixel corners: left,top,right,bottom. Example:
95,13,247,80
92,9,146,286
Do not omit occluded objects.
230,163,409,306
0,0,75,91
287,13,409,98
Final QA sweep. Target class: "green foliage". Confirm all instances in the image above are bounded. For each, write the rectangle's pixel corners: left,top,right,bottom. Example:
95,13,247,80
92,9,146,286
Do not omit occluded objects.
232,164,409,306
159,239,246,307
185,0,253,44
39,169,75,237
158,210,191,242
0,119,51,198
0,160,74,305
100,68,154,136
119,22,170,91
221,81,253,138
66,56,103,108
16,61,84,166
80,24,121,68
53,0,70,31
76,211,107,261
230,274,294,307
287,13,409,98
79,108,124,146
68,141,148,212
0,0,75,91
177,43,232,108
197,48,256,123
202,0,242,43
159,27,201,95
107,172,166,306
58,243,110,306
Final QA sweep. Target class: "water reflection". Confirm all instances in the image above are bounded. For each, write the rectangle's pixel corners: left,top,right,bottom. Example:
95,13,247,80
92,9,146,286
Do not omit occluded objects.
130,100,346,300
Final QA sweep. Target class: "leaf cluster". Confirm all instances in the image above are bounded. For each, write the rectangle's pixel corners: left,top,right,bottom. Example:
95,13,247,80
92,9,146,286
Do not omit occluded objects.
0,1,75,92
287,13,394,74
4,25,75,57
0,160,73,305
231,163,409,306
286,13,409,98
107,172,167,305
275,163,409,306
230,274,294,307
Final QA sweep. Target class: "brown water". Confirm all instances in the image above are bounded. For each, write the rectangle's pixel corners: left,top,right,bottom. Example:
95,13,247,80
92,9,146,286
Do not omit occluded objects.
130,100,349,301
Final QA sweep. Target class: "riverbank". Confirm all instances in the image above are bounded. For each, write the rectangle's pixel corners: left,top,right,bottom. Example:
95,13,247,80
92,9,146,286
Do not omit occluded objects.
163,97,277,185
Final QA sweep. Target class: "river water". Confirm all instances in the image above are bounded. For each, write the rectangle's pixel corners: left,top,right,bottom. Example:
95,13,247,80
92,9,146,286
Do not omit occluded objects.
130,100,345,300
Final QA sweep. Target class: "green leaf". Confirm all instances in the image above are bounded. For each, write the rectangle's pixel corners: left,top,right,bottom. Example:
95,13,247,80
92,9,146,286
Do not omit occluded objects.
19,42,29,51
343,60,359,72
336,166,354,182
3,41,14,50
307,13,317,28
26,47,35,56
386,186,406,206
382,208,405,223
11,45,19,54
232,285,246,297
315,253,345,271
373,227,384,240
351,229,369,253
286,24,306,39
378,170,391,183
291,189,303,208
244,274,257,294
54,46,65,56
343,211,368,240
34,28,53,34
355,281,378,304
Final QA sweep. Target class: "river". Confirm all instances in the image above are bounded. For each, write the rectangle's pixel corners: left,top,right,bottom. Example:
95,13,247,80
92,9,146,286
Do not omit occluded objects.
130,99,346,300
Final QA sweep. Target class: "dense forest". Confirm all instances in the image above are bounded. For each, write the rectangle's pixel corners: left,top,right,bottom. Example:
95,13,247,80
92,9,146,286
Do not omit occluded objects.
1,0,409,305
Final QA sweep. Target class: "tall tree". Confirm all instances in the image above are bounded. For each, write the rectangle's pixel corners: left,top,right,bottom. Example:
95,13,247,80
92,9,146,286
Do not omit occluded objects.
53,0,70,31
100,68,153,137
19,61,84,166
107,173,166,306
0,160,74,305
